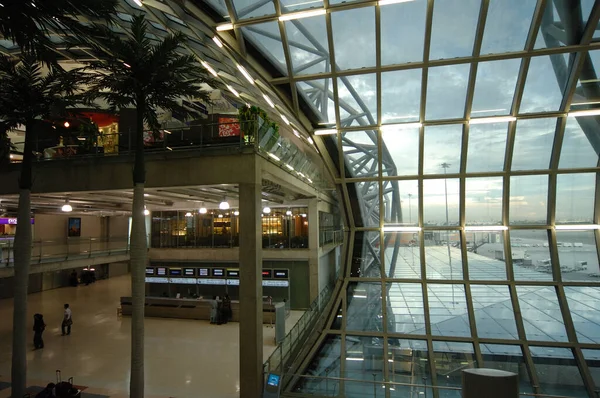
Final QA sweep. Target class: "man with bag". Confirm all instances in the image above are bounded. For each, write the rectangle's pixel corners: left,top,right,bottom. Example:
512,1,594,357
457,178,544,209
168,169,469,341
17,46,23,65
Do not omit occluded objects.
61,303,73,336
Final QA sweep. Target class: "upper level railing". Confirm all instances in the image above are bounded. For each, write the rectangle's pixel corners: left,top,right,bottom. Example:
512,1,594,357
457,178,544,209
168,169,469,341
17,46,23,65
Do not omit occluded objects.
0,236,129,267
319,229,344,247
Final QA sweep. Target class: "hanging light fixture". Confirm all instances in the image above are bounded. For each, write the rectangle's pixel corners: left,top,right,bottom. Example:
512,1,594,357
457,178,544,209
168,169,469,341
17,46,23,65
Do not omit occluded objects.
144,206,150,216
286,210,292,216
199,202,207,214
234,210,240,216
61,199,72,212
263,206,271,214
185,212,193,217
219,197,230,210
218,214,224,218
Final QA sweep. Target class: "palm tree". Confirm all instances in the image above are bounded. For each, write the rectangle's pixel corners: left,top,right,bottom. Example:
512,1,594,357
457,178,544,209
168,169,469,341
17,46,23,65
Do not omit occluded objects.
0,54,87,398
79,15,213,397
0,0,118,64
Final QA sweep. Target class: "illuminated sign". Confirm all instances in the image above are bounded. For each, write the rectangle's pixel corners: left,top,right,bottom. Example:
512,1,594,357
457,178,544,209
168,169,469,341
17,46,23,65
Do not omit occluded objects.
226,279,240,286
273,270,289,279
0,218,34,225
145,267,155,275
262,280,289,287
184,268,195,276
198,268,209,276
145,277,169,283
169,268,182,276
212,268,225,277
198,278,226,285
157,267,167,276
169,277,196,284
262,270,273,279
227,269,240,278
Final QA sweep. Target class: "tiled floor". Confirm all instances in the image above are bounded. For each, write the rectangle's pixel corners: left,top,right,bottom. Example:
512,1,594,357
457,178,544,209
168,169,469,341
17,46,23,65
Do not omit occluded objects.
0,275,303,398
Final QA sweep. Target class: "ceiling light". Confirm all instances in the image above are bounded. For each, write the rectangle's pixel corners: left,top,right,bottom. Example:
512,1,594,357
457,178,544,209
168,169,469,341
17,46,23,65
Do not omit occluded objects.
263,94,275,108
314,128,337,135
378,0,413,5
464,226,508,231
278,9,326,21
132,0,143,6
123,62,131,68
63,121,70,128
292,130,300,138
380,122,422,131
567,109,600,117
219,198,230,210
185,212,193,217
237,65,255,85
468,116,516,125
218,214,224,218
286,210,292,216
307,177,313,183
268,153,280,161
227,85,240,97
61,200,72,213
382,225,421,232
144,206,150,216
285,164,294,171
201,61,218,77
307,137,315,145
234,210,239,216
554,224,600,230
301,213,307,217
212,36,223,48
199,206,207,214
281,115,290,125
263,206,271,214
216,23,234,31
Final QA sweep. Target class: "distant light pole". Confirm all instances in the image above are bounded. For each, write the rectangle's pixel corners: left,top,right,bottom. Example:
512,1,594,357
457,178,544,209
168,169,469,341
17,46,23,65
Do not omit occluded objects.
408,193,413,224
441,162,455,304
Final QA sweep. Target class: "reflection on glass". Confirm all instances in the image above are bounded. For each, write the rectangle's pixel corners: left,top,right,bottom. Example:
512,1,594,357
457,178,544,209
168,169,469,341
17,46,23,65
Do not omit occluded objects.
423,179,459,226
582,349,600,390
559,117,600,169
480,344,533,392
387,283,425,334
517,286,568,342
465,229,507,280
344,335,384,396
510,229,553,281
423,125,462,174
382,180,419,226
381,69,421,123
386,339,431,397
471,285,518,339
565,287,600,343
293,334,341,395
380,0,426,65
555,173,596,224
465,177,503,225
429,0,479,60
426,64,470,120
347,282,383,332
512,117,556,170
520,55,569,113
466,122,508,172
381,126,419,176
425,230,463,280
432,341,476,395
285,16,328,76
232,0,275,18
337,74,377,126
428,284,471,337
342,131,378,177
241,22,287,74
297,79,336,124
384,232,421,279
529,346,587,397
480,0,536,54
509,175,548,224
352,231,380,278
556,231,599,281
332,7,375,70
471,59,520,117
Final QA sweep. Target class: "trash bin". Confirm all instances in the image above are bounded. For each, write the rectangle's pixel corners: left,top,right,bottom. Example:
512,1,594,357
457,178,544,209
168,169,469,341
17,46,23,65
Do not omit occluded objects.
462,368,518,398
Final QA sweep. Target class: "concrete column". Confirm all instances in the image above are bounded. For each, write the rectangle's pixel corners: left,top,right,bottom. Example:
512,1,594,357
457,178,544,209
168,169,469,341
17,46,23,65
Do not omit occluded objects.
239,178,263,398
308,198,319,303
462,368,518,398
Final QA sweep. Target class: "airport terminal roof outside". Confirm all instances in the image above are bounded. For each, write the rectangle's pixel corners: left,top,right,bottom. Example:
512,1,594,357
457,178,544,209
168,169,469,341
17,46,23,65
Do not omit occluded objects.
3,0,600,397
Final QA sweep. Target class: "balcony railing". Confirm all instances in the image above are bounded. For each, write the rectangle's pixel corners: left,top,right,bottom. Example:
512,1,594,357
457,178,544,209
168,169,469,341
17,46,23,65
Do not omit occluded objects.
0,236,129,266
319,229,344,247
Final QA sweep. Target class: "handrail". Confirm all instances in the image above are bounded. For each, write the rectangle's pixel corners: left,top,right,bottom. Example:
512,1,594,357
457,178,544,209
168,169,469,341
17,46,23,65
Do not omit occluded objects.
319,229,344,247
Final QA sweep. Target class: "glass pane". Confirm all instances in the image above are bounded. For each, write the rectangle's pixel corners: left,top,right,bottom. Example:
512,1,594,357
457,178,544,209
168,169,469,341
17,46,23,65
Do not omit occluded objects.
354,181,380,228
383,180,419,226
510,229,553,282
337,74,377,127
347,282,383,332
293,335,341,395
241,22,287,75
428,284,471,337
381,69,421,123
380,0,426,65
384,232,421,279
285,16,329,76
555,173,596,224
480,344,533,393
471,59,521,117
423,124,463,175
387,283,425,334
423,179,459,227
565,287,600,344
424,230,463,280
465,177,503,225
520,55,568,113
512,117,556,170
381,126,420,176
571,49,600,111
465,229,508,280
345,335,384,395
516,286,568,342
529,346,587,397
432,341,476,395
466,122,508,172
353,231,381,278
556,231,599,282
332,7,375,70
232,0,275,19
480,0,536,54
429,0,479,60
426,64,470,120
534,2,568,49
559,116,600,169
471,285,518,339
387,339,432,397
280,0,323,12
342,131,379,177
582,349,600,390
509,175,549,225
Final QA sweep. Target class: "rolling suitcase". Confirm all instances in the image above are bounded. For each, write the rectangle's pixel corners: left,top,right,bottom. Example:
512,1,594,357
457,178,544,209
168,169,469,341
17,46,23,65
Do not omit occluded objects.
55,370,81,398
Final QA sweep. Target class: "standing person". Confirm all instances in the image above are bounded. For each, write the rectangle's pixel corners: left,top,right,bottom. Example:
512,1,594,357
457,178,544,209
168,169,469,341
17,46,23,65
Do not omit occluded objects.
33,313,45,349
221,293,232,324
216,295,223,325
61,304,72,336
209,296,218,324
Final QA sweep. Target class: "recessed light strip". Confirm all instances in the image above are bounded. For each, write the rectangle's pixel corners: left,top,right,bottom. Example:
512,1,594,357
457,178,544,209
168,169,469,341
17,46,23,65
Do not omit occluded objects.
380,122,422,131
554,224,600,230
216,23,234,31
468,116,516,125
237,64,255,85
201,61,218,77
382,226,422,232
567,109,600,117
314,128,337,135
378,0,414,5
464,226,508,231
278,9,326,21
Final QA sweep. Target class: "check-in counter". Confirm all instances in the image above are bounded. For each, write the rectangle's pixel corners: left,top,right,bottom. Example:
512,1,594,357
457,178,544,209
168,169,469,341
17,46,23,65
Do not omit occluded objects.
120,296,284,324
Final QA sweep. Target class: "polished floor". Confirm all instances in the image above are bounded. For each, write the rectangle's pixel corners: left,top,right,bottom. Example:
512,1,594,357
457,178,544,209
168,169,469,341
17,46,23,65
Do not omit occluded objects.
0,275,302,397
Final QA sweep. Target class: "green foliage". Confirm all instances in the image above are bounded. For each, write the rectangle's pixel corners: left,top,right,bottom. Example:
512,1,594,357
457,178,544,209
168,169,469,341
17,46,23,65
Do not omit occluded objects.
238,105,280,146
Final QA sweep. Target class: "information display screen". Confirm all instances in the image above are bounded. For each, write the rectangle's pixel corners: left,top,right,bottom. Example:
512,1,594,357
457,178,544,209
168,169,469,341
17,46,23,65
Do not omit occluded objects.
146,267,155,275
184,268,195,276
212,268,225,277
273,269,289,279
198,268,209,276
227,269,240,278
267,374,280,387
262,280,289,287
157,267,167,276
145,277,169,284
169,268,182,276
226,279,240,286
169,277,196,285
198,278,226,285
262,270,273,279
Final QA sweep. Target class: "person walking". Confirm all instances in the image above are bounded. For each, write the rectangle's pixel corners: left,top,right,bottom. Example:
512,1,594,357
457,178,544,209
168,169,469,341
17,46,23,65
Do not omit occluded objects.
33,313,46,349
61,303,73,336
